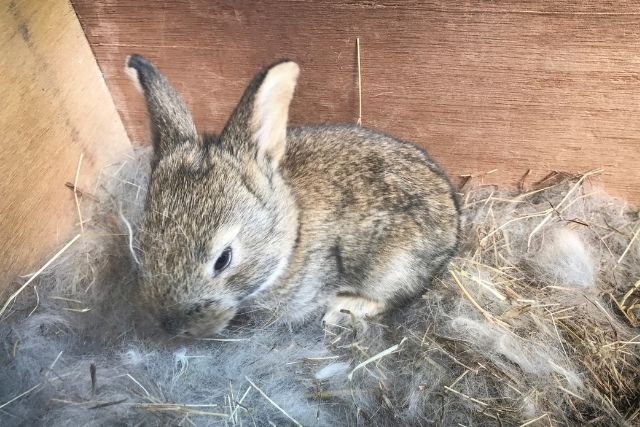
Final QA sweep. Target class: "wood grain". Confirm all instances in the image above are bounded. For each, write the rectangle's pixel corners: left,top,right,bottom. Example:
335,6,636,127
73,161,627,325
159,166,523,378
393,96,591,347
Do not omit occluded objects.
0,0,131,290
72,0,640,203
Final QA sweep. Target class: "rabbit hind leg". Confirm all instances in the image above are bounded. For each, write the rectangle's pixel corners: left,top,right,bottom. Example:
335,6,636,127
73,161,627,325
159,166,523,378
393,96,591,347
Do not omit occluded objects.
322,247,437,327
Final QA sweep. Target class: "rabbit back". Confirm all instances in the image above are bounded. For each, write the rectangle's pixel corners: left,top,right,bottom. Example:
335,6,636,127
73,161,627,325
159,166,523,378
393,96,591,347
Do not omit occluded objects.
263,124,460,321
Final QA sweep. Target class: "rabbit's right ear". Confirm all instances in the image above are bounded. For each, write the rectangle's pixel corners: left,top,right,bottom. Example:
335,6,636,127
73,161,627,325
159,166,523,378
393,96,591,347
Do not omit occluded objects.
125,54,198,160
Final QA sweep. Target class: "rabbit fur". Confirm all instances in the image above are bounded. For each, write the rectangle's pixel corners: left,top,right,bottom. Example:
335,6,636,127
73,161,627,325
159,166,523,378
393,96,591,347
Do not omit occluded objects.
126,54,461,338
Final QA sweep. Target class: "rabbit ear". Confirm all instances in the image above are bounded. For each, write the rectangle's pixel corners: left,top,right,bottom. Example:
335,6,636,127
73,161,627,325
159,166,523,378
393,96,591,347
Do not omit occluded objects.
125,54,198,159
220,60,299,169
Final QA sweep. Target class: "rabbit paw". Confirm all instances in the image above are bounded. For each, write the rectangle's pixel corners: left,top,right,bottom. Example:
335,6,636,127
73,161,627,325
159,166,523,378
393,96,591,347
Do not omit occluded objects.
322,295,385,327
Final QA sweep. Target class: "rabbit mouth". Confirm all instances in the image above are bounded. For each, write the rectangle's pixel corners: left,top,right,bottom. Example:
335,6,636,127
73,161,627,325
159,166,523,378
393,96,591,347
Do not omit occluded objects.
158,304,238,338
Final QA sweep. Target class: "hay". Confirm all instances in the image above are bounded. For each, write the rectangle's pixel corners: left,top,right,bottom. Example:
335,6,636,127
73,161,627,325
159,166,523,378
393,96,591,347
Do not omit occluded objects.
356,37,362,127
0,149,639,426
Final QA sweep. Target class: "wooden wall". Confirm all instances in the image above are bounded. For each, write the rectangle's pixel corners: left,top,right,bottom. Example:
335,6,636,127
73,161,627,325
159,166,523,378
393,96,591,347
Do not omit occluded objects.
73,1,640,203
0,0,130,289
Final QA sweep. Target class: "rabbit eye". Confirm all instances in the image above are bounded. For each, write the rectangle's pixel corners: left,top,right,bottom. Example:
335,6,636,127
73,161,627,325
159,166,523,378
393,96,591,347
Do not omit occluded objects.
212,247,232,276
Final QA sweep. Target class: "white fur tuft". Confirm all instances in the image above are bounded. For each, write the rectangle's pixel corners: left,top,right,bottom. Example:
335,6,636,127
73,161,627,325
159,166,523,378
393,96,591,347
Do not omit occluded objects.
315,362,351,380
534,227,595,288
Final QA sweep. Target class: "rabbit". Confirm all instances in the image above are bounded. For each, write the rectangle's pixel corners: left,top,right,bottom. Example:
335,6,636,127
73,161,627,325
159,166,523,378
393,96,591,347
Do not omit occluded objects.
125,54,461,338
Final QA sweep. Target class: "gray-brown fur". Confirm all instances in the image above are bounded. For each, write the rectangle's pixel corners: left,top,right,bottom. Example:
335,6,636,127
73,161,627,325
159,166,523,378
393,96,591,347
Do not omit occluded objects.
274,126,460,318
126,55,460,337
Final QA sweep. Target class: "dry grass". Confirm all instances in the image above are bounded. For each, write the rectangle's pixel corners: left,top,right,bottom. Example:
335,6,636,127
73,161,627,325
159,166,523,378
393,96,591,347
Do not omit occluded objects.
437,170,640,424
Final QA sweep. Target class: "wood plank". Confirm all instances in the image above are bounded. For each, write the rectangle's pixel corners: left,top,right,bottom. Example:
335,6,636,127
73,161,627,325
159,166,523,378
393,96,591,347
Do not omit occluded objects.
72,0,640,203
0,0,131,290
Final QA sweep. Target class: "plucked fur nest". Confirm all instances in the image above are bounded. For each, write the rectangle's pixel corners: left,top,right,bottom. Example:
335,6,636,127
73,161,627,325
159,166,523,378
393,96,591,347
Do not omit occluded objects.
1,150,639,426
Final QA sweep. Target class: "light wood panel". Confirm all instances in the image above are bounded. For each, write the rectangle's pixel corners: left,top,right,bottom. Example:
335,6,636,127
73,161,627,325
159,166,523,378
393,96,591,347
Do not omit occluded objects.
72,0,640,204
0,0,131,290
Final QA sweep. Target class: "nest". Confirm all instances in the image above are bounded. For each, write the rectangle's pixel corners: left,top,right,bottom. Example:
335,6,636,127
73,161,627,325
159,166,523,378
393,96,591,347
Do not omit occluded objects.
0,151,639,426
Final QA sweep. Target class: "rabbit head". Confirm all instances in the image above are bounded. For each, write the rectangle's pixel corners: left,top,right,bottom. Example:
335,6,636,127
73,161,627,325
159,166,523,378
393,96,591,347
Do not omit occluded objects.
126,55,300,337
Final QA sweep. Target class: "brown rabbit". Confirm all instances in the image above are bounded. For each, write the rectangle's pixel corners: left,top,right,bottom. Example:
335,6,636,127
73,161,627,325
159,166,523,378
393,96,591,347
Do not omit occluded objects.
126,54,460,337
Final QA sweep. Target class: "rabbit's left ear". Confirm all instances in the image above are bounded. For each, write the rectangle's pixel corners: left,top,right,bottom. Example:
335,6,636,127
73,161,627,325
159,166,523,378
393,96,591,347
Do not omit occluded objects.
220,60,299,169
125,54,199,161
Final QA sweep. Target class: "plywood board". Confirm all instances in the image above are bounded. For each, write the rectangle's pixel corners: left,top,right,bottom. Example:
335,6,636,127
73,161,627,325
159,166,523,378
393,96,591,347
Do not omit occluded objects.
0,0,131,290
72,0,640,203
